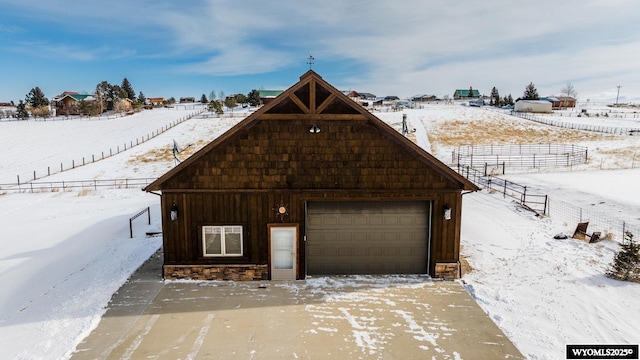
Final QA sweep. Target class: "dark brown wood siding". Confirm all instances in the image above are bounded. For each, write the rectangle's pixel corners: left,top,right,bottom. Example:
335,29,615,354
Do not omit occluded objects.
159,188,461,276
164,119,458,191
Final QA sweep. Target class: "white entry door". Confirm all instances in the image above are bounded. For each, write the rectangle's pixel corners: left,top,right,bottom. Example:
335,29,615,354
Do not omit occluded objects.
269,224,297,280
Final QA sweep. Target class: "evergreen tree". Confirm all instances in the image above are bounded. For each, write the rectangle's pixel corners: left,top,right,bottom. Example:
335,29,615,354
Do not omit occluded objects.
235,93,247,106
468,86,474,99
208,99,223,114
111,85,127,105
78,99,97,116
25,87,49,108
247,89,261,106
209,90,216,102
607,232,640,282
523,82,539,100
224,96,237,111
137,91,146,105
507,94,514,105
121,78,136,101
94,81,126,112
490,87,500,107
200,94,208,104
16,100,29,119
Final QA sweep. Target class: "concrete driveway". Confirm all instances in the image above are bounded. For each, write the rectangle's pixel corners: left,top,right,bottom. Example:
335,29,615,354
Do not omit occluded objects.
71,252,523,359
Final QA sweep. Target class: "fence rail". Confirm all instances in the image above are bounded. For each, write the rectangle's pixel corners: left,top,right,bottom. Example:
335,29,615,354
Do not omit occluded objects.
0,177,156,193
458,165,548,214
129,206,151,238
452,143,588,169
9,109,203,185
511,111,640,136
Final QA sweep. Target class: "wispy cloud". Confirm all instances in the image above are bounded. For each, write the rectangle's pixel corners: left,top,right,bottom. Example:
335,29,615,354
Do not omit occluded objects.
8,42,136,62
1,0,639,101
0,24,23,33
179,46,294,76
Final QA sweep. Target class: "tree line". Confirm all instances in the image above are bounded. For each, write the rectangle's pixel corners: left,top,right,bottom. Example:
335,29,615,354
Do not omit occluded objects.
7,79,265,120
483,81,578,108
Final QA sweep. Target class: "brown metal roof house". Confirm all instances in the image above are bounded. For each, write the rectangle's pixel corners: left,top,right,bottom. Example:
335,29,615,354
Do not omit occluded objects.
145,70,478,281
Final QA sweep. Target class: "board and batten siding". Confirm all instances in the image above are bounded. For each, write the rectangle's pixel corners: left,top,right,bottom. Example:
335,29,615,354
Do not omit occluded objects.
160,189,462,277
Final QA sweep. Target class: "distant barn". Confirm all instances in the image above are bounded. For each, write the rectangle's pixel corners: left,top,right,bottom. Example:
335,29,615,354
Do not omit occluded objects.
542,97,576,109
515,100,552,113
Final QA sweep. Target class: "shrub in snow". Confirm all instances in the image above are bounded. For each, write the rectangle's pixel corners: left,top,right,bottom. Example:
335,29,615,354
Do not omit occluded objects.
606,232,640,282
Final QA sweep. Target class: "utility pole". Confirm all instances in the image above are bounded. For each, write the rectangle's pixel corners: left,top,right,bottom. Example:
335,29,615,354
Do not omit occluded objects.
616,85,621,105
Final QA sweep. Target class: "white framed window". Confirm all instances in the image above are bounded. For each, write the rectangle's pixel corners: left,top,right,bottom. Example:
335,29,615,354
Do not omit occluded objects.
202,226,243,257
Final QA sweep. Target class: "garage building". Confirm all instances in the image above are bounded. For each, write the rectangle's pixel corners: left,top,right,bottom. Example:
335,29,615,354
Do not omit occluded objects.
144,70,478,281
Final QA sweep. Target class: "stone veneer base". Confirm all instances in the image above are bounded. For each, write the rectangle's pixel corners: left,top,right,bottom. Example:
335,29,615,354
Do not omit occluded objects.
164,264,269,281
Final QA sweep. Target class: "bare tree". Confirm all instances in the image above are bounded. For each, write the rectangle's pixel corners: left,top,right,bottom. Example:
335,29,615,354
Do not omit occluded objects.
560,82,578,99
30,105,51,119
114,99,129,116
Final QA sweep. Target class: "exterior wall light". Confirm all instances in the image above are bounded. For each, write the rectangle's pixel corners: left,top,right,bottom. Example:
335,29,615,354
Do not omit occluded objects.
443,204,452,220
170,203,179,221
309,124,321,133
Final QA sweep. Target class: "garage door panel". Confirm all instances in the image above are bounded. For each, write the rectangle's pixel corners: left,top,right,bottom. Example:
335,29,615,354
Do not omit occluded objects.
307,201,430,275
384,216,399,225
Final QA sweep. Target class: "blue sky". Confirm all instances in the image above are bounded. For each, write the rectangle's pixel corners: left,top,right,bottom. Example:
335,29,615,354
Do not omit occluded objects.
1,0,639,103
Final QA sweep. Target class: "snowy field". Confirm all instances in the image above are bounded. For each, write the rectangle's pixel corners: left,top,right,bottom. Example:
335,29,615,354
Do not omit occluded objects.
0,104,639,359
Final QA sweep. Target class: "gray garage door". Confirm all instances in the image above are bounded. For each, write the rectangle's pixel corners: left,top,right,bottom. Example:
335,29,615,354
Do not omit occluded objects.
306,201,431,275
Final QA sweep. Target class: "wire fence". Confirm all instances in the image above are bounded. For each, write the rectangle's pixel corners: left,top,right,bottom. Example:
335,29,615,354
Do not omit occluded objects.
457,165,638,243
0,177,156,193
547,198,639,243
11,109,203,185
511,111,640,136
195,111,252,119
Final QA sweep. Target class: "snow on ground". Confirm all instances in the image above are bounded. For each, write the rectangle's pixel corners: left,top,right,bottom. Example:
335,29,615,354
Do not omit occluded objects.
0,104,639,359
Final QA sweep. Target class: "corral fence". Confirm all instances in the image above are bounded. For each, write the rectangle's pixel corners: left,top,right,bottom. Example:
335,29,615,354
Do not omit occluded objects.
458,165,548,215
0,177,156,193
511,111,640,136
452,143,588,171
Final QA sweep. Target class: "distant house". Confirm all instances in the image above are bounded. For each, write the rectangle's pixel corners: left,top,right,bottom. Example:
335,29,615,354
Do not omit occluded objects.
121,98,133,111
179,97,196,103
147,97,165,107
344,90,359,99
453,89,480,99
384,95,400,101
411,94,438,102
543,96,576,109
144,70,478,281
51,92,95,116
358,93,377,101
258,90,283,106
514,100,552,113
